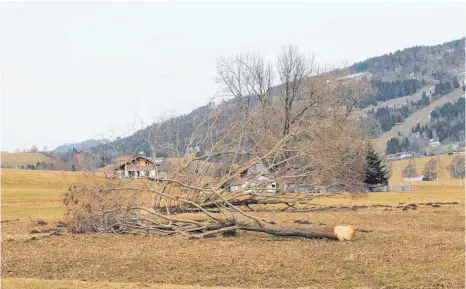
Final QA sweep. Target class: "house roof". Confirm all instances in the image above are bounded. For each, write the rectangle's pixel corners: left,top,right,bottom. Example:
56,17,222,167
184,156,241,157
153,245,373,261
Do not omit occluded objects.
114,155,157,171
116,155,133,163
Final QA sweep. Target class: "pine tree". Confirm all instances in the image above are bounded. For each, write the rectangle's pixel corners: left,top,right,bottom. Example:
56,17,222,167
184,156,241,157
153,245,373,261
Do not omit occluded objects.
364,144,388,186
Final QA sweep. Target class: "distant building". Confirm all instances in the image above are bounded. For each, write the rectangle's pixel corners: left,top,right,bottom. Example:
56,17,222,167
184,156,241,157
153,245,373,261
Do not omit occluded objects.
429,139,440,147
384,154,399,160
155,157,167,164
404,175,425,182
105,152,159,179
227,161,277,193
399,152,414,159
384,152,414,160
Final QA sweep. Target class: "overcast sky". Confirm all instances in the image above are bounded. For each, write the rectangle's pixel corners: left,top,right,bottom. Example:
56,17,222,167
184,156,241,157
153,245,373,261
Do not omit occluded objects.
1,1,465,152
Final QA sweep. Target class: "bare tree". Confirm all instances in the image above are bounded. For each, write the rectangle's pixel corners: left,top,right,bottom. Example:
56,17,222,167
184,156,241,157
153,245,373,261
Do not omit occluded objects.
386,160,393,179
277,45,315,136
448,155,465,185
216,53,274,127
402,160,417,178
423,158,439,181
217,46,372,134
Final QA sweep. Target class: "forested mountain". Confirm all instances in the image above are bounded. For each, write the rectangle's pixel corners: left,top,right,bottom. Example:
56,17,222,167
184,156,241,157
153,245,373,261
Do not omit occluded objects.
88,38,465,164
350,38,465,82
90,101,229,162
358,79,425,108
385,96,465,155
364,76,463,135
420,97,465,144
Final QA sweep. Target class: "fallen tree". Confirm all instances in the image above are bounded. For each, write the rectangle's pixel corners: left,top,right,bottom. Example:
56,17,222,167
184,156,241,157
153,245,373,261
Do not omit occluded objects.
64,182,355,241
65,46,371,241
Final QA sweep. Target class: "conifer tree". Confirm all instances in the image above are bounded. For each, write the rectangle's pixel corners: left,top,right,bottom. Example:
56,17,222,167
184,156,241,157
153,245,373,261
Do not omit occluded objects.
364,144,388,186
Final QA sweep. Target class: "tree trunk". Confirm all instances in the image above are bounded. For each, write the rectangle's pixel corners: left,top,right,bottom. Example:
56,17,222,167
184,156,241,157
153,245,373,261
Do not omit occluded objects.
237,222,356,241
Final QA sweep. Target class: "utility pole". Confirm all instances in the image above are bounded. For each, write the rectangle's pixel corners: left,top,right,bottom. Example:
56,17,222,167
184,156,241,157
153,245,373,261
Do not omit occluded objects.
436,156,439,186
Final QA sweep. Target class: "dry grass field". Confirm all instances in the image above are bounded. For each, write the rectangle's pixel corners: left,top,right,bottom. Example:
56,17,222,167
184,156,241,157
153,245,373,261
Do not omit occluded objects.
1,170,89,218
0,153,56,168
1,168,464,288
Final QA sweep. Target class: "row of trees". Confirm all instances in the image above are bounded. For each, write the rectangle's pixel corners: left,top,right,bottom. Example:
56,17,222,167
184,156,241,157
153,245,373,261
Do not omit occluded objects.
368,76,462,140
411,123,434,139
433,77,460,97
17,144,47,153
407,97,465,150
351,38,464,79
370,105,410,132
358,79,424,109
19,161,56,170
368,89,437,136
402,156,465,184
386,97,465,155
372,79,424,102
432,97,465,119
386,136,411,154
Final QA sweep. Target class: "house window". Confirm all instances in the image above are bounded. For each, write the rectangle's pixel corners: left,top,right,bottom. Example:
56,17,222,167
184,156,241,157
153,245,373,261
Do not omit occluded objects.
271,184,276,188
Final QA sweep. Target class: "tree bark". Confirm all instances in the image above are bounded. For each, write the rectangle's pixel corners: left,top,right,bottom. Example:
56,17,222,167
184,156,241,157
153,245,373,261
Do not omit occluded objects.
237,222,356,241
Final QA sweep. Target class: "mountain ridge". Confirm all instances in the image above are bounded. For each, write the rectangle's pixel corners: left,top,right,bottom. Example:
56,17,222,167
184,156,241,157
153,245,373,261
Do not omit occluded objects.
72,37,465,159
54,139,105,153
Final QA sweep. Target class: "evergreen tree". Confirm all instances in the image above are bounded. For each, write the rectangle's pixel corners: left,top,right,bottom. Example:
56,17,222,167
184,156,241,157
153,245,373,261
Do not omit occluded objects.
364,144,388,186
427,129,434,139
453,76,460,88
401,137,410,150
386,137,402,154
419,93,430,106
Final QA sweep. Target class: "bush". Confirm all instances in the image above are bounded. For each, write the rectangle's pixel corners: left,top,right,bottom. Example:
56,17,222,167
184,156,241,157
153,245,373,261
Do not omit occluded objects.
63,179,152,233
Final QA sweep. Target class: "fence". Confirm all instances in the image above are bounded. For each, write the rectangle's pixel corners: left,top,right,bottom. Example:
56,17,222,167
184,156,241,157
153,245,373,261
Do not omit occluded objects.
389,185,417,191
